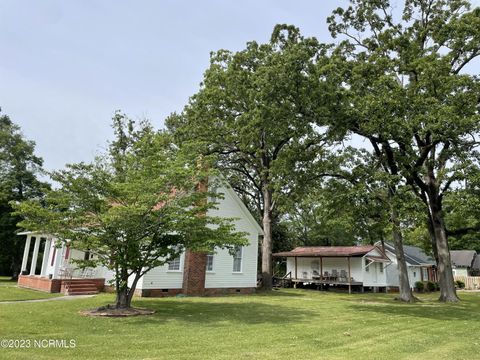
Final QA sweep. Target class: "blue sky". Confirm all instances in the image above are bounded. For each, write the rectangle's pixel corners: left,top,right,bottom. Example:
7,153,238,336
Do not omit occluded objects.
0,1,479,172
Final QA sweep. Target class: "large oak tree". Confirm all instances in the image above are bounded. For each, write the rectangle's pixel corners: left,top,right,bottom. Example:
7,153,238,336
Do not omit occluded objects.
326,0,480,302
167,25,329,289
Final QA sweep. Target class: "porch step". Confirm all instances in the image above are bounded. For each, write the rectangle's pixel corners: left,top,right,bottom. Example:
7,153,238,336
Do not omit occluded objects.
64,280,99,295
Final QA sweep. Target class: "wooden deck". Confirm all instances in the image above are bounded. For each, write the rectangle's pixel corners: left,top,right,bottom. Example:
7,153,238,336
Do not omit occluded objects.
291,278,363,286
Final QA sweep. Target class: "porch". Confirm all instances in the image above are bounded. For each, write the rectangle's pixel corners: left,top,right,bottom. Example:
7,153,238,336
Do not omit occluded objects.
17,232,105,294
273,245,391,293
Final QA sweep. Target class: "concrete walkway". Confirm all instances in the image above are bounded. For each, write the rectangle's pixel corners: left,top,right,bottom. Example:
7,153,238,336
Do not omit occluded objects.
0,294,96,304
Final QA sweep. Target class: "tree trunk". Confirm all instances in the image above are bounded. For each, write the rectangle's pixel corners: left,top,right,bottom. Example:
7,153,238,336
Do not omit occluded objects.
261,185,273,290
429,201,458,302
126,274,141,308
115,267,131,309
116,285,130,309
426,211,439,266
389,189,415,302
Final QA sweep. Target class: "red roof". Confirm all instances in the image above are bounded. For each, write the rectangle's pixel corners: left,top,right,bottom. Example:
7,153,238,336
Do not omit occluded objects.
273,245,377,258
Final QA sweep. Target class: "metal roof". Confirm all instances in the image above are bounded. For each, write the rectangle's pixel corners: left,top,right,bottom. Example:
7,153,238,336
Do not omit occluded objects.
273,245,380,258
381,242,436,266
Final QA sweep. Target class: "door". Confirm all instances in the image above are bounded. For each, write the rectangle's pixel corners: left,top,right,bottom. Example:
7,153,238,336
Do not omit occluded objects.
372,262,378,283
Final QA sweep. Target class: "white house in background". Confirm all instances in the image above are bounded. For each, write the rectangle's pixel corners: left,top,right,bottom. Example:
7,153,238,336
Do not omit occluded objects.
450,250,479,277
17,181,263,296
380,242,437,287
273,242,437,293
273,245,391,293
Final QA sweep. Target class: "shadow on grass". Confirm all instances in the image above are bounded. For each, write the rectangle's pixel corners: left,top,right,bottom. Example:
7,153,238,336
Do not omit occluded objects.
0,277,14,285
347,295,480,321
128,298,315,325
254,289,307,297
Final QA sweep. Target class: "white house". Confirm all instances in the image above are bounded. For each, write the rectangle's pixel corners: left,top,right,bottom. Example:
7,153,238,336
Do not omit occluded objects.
450,250,478,277
17,181,263,297
273,245,391,293
380,242,437,287
273,242,437,293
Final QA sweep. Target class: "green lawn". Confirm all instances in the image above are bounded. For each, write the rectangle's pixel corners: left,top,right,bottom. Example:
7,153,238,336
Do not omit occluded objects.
0,289,479,359
0,276,61,302
0,276,15,285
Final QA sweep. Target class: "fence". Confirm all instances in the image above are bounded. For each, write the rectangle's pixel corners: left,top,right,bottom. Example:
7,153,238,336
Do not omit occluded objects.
454,275,480,290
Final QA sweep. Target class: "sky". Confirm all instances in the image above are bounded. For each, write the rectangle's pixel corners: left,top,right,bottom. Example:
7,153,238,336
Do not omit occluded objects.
1,0,479,173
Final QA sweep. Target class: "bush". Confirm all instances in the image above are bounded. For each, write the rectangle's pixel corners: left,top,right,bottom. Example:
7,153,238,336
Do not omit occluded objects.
434,282,440,291
426,281,436,292
455,280,465,289
415,281,424,292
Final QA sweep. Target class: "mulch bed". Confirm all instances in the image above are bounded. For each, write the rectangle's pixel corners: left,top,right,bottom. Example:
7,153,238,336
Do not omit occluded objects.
80,305,155,317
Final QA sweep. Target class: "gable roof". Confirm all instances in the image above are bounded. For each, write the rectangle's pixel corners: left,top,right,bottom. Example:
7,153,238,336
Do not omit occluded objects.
273,245,384,258
473,255,480,271
450,250,477,268
380,242,436,266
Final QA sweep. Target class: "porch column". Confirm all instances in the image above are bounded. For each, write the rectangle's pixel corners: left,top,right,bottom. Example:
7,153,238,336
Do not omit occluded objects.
21,235,32,272
348,256,352,294
29,237,41,275
294,257,298,289
52,241,64,279
320,257,323,278
40,238,52,276
320,257,323,290
294,257,298,279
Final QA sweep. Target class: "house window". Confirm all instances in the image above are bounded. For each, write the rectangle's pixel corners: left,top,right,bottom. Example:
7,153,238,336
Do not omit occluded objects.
379,263,384,273
365,258,369,272
168,257,181,271
232,246,243,273
206,254,214,272
167,246,182,271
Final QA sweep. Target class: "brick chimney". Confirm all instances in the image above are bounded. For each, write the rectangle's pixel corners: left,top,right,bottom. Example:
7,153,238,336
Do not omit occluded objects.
182,168,208,296
182,250,207,296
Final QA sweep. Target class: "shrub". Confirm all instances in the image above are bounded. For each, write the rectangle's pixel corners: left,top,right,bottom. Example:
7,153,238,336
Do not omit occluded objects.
426,281,436,292
434,282,440,291
415,281,424,292
455,280,465,289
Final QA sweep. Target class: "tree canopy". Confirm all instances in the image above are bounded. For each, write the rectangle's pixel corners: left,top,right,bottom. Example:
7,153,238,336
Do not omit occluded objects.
324,0,480,301
0,112,49,277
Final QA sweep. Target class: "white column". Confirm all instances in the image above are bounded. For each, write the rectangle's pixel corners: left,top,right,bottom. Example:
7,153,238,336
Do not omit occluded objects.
52,241,64,279
29,237,41,275
21,235,32,272
40,238,52,276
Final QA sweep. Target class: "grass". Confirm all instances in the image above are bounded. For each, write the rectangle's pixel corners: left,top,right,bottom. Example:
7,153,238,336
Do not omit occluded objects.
0,276,61,302
0,276,15,285
0,288,479,359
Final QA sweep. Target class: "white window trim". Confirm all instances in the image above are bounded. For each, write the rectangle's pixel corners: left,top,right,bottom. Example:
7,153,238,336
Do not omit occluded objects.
232,246,243,273
206,254,214,273
167,253,183,272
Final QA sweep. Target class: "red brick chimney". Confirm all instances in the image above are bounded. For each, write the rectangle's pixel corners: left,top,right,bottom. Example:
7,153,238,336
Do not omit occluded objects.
182,250,207,296
182,169,208,296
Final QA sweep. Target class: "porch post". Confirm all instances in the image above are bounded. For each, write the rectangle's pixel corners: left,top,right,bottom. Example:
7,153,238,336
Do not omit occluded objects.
294,257,298,289
294,257,297,279
40,238,52,276
320,257,324,290
21,235,32,272
52,240,64,279
348,256,351,294
29,237,41,275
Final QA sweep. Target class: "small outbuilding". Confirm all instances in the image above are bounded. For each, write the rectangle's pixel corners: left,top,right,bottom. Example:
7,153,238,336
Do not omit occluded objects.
273,245,390,293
